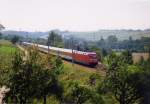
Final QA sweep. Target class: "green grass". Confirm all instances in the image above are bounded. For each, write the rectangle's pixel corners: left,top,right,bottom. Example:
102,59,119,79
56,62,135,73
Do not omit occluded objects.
0,40,18,55
0,46,17,54
62,63,96,84
0,40,18,68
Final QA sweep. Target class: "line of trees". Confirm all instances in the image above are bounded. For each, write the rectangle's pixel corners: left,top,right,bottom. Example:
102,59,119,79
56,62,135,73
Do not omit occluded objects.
47,31,64,48
97,35,150,52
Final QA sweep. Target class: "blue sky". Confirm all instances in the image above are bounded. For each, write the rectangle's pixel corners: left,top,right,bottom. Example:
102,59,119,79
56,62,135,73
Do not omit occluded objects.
0,0,150,31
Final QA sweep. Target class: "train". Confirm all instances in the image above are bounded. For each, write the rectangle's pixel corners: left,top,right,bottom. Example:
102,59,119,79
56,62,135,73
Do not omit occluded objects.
22,42,98,67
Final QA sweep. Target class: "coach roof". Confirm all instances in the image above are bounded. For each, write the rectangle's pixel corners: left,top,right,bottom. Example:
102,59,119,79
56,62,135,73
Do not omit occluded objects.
23,42,96,55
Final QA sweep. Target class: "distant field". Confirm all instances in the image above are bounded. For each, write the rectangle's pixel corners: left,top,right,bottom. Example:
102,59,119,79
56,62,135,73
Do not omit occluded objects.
132,52,150,63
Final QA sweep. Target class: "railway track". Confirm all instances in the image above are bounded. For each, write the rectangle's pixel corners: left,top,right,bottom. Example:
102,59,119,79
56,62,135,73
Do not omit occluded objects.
63,60,106,76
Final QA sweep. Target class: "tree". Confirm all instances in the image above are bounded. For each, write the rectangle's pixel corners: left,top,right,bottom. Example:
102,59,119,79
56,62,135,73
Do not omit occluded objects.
88,74,105,104
90,46,103,61
89,91,104,104
105,53,141,104
106,35,118,49
97,36,106,49
8,50,44,103
67,82,91,104
47,31,63,48
35,56,64,104
0,24,5,39
33,65,63,104
129,36,133,42
134,59,150,104
121,50,133,65
107,35,118,43
47,31,53,53
67,81,104,104
8,47,64,104
8,51,30,104
11,35,20,44
101,48,108,57
52,56,64,76
129,71,150,104
0,32,2,39
0,24,5,31
88,73,101,86
28,48,63,104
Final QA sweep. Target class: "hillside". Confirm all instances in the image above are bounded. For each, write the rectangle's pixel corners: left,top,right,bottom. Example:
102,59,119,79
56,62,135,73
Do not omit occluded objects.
2,29,150,41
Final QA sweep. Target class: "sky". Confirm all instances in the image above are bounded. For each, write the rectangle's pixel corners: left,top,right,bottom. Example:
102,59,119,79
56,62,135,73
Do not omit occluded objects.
0,0,150,31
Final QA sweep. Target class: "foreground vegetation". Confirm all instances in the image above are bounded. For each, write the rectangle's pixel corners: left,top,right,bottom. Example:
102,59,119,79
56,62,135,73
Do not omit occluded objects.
0,40,150,104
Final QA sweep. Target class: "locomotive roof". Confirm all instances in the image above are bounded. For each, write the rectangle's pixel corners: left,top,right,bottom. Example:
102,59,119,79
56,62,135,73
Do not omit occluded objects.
23,42,96,55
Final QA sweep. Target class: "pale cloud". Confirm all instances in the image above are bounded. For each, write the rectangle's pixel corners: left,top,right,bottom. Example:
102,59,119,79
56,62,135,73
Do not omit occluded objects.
0,0,150,31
